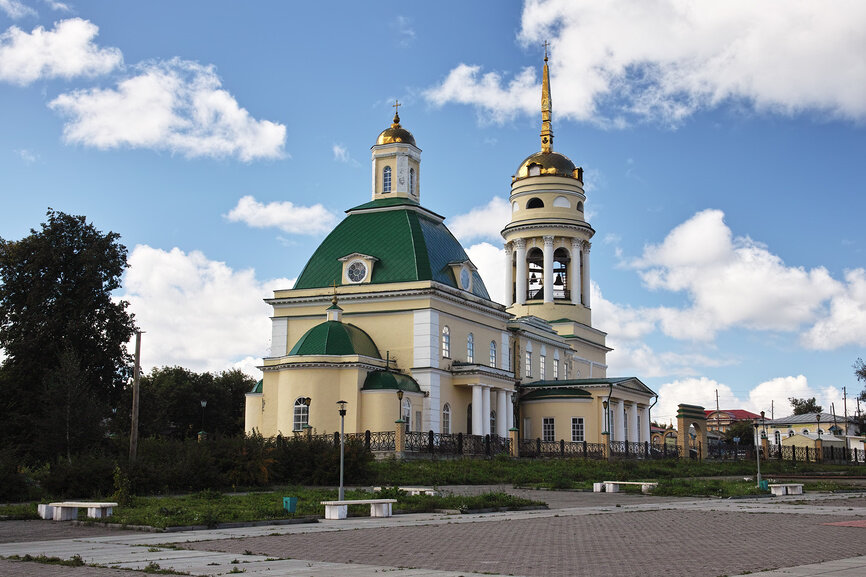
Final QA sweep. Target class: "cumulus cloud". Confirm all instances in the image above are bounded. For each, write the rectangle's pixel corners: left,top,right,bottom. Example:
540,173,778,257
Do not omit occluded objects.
121,245,294,377
225,195,338,236
0,0,36,19
0,18,121,85
801,268,866,349
466,242,506,303
449,196,510,243
49,58,286,161
427,0,866,124
332,143,360,166
653,374,845,425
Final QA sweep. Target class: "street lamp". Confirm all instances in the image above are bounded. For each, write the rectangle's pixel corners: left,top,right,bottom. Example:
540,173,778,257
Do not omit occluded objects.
200,400,207,431
816,413,821,437
337,400,347,501
602,400,609,433
754,410,764,488
396,389,404,422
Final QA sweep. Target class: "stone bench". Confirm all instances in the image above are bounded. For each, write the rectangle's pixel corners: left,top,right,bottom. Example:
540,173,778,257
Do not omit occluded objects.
769,483,804,496
372,486,438,496
593,481,658,494
43,501,118,521
321,498,397,520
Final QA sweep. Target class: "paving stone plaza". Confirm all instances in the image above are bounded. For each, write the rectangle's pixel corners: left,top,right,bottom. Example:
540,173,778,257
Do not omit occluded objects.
2,488,866,577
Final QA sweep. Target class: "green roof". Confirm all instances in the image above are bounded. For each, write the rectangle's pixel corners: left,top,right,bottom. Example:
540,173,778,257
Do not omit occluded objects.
521,387,592,401
251,379,262,394
288,321,381,358
294,205,490,299
361,370,422,393
348,197,421,211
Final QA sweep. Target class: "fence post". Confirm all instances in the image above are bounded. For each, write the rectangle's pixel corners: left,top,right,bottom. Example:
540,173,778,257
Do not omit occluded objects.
428,430,435,454
560,439,565,457
625,441,629,456
365,430,371,452
485,434,491,456
509,427,519,457
394,419,405,458
602,432,610,461
583,440,588,459
663,442,667,458
457,432,463,455
791,445,796,464
536,438,542,456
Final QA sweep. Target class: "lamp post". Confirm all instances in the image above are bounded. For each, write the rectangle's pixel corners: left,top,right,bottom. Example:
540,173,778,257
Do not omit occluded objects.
337,400,347,501
200,400,207,431
303,397,312,435
396,389,404,422
602,400,609,434
755,410,764,488
816,413,821,437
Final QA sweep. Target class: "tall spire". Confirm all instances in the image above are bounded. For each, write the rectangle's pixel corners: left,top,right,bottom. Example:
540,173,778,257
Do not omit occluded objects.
540,41,553,154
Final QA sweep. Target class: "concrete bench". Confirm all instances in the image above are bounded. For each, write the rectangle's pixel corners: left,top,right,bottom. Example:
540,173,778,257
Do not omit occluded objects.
44,501,118,521
321,498,397,520
593,481,658,494
372,486,438,496
769,483,804,496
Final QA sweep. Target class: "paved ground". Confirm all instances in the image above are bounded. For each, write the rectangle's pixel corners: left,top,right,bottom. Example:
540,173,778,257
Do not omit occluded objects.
1,487,866,576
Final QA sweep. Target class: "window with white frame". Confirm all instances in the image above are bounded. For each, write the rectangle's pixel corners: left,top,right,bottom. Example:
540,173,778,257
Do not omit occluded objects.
442,403,451,434
539,355,546,379
553,360,559,380
523,417,531,440
489,341,496,367
383,166,392,192
402,398,411,432
293,398,309,431
525,351,532,378
542,417,555,442
442,326,450,358
571,417,584,442
467,333,474,363
415,410,422,432
563,362,569,380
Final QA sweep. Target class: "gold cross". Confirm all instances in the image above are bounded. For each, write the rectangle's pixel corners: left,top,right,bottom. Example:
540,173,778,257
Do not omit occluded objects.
543,40,550,60
392,99,401,113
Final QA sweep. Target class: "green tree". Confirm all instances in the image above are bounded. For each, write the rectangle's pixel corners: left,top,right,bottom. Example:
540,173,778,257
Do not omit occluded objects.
723,420,754,446
789,396,823,415
0,210,136,461
856,358,866,400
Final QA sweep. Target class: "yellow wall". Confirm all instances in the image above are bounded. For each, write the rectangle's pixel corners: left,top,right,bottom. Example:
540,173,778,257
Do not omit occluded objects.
521,399,599,442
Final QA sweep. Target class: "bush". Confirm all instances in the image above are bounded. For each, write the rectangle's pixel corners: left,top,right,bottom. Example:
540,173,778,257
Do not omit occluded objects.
41,454,115,498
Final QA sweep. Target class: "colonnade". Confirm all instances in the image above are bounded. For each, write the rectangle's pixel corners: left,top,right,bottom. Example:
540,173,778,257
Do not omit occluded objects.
607,399,651,444
470,384,514,437
504,238,590,307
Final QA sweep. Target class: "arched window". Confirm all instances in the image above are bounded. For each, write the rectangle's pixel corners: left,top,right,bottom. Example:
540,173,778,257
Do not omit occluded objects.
383,166,392,193
402,398,411,432
553,247,569,300
788,430,795,437
526,197,544,209
490,410,496,435
539,355,546,379
442,326,450,358
293,397,309,431
409,167,416,196
527,247,543,300
489,341,497,368
467,333,474,363
774,431,781,445
553,196,570,208
442,403,451,434
577,201,584,212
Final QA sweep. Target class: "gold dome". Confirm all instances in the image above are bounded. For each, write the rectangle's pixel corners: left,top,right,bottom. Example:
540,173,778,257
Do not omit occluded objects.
376,111,416,146
514,151,582,181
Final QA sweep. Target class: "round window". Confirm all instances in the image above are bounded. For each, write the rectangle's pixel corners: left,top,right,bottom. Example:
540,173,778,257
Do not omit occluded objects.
347,261,367,283
460,268,471,290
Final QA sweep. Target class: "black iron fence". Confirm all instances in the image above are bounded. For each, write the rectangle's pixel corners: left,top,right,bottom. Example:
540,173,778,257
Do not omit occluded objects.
706,441,866,465
404,431,510,456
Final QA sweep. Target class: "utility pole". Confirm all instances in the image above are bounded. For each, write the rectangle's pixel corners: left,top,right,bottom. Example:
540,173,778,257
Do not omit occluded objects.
129,330,142,463
715,389,720,433
843,387,848,436
771,399,774,421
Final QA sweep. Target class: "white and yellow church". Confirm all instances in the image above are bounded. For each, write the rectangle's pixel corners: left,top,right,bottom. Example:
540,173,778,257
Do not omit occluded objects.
245,54,656,446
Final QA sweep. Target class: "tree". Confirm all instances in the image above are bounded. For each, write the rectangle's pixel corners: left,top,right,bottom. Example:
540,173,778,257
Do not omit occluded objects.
0,210,136,461
789,396,822,416
724,420,754,446
856,358,866,401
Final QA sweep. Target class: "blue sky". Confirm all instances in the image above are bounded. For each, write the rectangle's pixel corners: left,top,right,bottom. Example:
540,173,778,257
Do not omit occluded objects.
1,0,864,423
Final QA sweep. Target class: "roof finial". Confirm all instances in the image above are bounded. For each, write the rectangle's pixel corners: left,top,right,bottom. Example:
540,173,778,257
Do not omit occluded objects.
392,99,401,126
540,41,553,154
331,281,339,307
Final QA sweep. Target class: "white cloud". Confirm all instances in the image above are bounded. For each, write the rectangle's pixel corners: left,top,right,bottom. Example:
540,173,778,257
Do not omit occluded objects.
121,245,294,375
0,0,36,19
44,0,70,12
225,195,337,236
332,143,360,166
391,15,415,47
427,0,866,124
801,268,866,349
0,18,121,85
15,148,37,163
49,58,286,161
449,196,510,243
630,209,844,341
466,242,505,304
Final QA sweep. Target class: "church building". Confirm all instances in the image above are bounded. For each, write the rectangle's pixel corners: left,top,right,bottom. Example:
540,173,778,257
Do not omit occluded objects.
245,53,656,446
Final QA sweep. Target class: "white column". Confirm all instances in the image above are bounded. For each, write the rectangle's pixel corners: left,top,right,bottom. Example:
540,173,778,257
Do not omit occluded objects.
571,239,582,305
472,385,483,436
640,407,650,443
497,389,508,437
582,243,591,308
506,390,514,431
615,399,626,442
504,243,514,307
515,239,527,305
481,386,491,436
628,402,639,442
543,236,554,303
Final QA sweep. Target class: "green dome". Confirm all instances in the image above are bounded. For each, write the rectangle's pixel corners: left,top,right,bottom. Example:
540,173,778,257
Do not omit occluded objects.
294,199,490,299
361,370,422,393
289,320,381,358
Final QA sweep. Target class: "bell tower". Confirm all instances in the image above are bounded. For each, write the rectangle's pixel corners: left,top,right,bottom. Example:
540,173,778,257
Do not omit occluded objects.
502,49,596,329
371,101,422,202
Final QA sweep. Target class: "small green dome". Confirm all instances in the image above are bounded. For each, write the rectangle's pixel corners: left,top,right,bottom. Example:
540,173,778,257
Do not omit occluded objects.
289,321,381,358
362,370,422,393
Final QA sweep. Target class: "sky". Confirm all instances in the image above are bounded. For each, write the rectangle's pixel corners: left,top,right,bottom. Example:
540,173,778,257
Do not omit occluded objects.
1,0,864,425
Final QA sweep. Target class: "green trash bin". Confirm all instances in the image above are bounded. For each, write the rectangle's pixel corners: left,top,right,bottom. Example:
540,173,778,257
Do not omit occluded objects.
759,480,769,491
283,497,298,513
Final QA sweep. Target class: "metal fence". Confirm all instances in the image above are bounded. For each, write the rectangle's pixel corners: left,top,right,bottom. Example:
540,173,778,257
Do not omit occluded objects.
706,441,866,465
405,431,511,456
